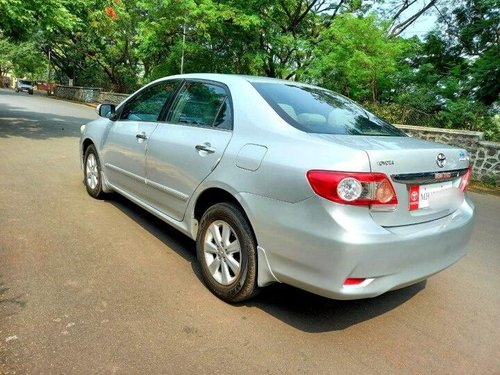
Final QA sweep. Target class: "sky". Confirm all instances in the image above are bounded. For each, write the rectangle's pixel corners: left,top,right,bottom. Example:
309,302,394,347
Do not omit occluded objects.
377,0,442,39
400,2,439,39
401,13,439,38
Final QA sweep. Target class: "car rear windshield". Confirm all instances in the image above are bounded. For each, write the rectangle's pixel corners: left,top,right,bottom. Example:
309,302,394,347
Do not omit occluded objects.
19,80,32,85
251,82,406,136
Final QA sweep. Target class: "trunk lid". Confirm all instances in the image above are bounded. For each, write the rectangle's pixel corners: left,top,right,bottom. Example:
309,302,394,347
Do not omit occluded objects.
310,134,470,226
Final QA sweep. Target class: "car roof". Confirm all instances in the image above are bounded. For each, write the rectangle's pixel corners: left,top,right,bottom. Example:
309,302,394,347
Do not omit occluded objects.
157,73,312,88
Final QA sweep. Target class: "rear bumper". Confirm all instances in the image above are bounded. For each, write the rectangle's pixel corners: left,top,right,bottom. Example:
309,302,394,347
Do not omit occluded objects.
240,193,475,300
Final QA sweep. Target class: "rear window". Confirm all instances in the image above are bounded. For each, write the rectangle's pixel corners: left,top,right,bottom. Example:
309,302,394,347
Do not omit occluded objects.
19,80,32,85
251,82,406,136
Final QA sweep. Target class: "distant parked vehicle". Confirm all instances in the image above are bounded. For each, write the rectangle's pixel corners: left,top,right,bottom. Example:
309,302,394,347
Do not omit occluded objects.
15,79,34,95
80,73,475,303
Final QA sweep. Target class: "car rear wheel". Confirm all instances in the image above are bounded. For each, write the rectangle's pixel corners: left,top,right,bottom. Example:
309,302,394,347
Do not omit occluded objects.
84,145,105,199
196,203,259,303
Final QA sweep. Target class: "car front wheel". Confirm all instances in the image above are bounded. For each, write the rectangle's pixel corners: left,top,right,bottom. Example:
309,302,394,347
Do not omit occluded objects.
196,203,259,303
84,145,105,199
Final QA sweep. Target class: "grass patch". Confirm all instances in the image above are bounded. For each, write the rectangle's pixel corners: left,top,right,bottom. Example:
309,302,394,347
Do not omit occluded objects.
469,180,500,197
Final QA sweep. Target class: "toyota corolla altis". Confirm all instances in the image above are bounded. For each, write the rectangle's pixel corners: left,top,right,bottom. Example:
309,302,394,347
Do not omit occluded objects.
80,74,475,303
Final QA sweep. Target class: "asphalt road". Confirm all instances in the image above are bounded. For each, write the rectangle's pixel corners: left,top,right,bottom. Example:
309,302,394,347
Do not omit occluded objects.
1,88,499,374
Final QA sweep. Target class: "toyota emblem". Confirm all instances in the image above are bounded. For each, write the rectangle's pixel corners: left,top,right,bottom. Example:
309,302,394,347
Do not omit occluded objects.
436,153,446,168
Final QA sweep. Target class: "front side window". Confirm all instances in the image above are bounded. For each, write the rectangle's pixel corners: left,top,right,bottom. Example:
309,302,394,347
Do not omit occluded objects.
168,81,231,129
252,82,406,137
120,81,179,122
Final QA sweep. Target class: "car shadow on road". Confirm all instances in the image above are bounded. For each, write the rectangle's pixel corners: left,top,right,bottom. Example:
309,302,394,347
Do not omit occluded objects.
106,193,426,333
107,194,199,265
244,281,425,332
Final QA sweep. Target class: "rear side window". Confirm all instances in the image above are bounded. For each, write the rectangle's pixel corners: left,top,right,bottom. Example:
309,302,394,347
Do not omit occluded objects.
251,82,406,136
168,81,232,130
120,81,179,122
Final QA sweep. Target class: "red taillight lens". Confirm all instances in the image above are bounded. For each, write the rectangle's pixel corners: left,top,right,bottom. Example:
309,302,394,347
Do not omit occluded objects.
459,166,472,192
306,170,398,206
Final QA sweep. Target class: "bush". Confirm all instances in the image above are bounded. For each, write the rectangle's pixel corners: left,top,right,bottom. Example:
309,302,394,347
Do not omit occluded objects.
365,101,499,142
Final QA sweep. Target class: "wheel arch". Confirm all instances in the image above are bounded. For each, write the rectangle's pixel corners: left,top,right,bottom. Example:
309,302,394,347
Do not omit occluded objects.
192,186,279,288
193,187,255,241
82,138,95,159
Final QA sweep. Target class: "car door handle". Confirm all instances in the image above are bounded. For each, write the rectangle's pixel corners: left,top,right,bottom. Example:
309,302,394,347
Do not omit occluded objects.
136,132,147,140
195,143,216,154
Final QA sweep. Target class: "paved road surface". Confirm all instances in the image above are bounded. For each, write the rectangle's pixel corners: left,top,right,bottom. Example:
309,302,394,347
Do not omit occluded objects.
1,89,499,374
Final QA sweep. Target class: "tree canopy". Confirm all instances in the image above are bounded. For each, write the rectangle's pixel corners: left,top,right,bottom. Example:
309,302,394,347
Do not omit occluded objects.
0,0,498,139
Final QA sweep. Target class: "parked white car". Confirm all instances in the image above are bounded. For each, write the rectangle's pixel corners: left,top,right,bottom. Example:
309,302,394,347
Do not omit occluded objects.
15,79,34,95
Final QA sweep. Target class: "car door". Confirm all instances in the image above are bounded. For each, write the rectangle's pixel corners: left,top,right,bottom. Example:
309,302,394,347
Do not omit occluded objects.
144,80,233,221
101,80,180,200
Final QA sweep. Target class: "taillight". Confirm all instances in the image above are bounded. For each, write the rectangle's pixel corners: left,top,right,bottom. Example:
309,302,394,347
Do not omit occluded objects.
306,170,398,208
459,165,472,192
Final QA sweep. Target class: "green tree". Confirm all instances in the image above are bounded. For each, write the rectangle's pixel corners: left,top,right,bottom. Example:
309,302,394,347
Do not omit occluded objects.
448,0,500,106
10,41,47,80
0,0,78,41
388,0,499,138
304,14,405,103
136,0,366,81
0,38,14,79
1,0,143,91
0,37,46,81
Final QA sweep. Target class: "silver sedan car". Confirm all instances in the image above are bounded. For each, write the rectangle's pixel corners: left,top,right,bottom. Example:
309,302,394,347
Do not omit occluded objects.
80,73,475,303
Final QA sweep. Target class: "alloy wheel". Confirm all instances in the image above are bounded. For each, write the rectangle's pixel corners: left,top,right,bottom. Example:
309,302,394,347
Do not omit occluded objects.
86,153,99,190
203,220,242,285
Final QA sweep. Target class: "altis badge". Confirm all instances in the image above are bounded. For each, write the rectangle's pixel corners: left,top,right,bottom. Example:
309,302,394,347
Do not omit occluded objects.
459,151,468,161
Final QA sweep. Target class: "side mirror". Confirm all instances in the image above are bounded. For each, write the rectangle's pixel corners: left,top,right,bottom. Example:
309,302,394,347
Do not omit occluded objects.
96,103,116,119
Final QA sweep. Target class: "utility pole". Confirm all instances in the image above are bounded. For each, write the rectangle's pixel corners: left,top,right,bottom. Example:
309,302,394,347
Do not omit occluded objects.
47,50,51,94
180,23,186,74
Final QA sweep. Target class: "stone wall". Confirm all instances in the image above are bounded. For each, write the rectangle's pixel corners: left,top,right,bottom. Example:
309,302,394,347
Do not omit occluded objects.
54,85,129,105
397,125,499,185
96,91,129,105
54,85,101,103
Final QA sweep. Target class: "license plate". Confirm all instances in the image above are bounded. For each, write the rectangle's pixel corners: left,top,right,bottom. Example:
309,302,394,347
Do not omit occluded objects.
409,182,453,211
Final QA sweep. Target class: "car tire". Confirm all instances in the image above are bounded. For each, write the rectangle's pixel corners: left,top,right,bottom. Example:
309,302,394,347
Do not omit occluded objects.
28,90,33,95
84,144,105,199
15,89,19,93
196,203,259,303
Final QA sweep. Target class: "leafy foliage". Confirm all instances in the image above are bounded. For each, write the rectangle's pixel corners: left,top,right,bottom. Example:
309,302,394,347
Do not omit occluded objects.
0,37,46,80
304,15,405,102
